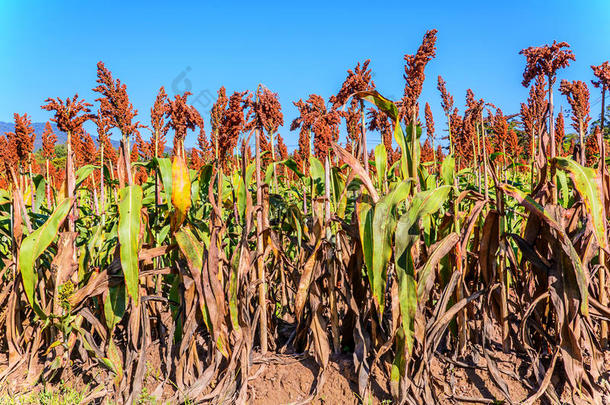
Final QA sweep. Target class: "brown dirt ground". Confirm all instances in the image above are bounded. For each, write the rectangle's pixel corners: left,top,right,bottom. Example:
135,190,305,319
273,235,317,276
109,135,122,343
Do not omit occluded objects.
1,346,609,404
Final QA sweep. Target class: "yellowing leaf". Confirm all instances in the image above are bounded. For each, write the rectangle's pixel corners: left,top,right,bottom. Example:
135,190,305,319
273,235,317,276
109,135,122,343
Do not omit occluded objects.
171,155,191,230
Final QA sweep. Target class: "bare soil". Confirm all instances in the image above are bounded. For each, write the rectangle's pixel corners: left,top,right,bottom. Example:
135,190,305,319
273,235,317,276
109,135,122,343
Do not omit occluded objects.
1,345,609,404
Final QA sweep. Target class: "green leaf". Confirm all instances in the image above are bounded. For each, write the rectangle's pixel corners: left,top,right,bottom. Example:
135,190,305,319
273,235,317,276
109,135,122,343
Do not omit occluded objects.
104,284,126,331
358,181,411,316
309,156,325,196
557,169,569,208
374,143,387,190
553,157,608,251
353,90,399,120
441,155,455,186
118,185,143,303
280,158,305,179
264,163,274,185
32,174,46,212
75,165,99,190
19,198,73,315
154,157,173,208
394,185,452,353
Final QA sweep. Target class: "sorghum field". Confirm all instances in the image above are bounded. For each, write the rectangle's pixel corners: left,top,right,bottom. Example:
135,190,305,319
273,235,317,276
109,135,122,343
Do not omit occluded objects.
1,30,610,404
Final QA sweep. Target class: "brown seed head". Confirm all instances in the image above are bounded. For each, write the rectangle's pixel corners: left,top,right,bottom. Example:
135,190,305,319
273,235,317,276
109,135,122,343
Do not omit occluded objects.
247,86,284,137
217,90,249,166
437,75,454,116
402,29,438,121
5,113,36,167
555,112,566,155
330,60,375,109
559,79,591,133
591,61,610,89
150,87,169,156
41,93,95,135
165,92,205,157
424,102,435,143
93,61,141,137
41,121,57,161
519,41,575,87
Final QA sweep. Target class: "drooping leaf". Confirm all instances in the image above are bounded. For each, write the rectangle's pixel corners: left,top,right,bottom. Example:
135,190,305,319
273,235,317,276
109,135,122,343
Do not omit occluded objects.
501,183,589,315
75,164,99,190
332,142,380,203
554,157,608,251
19,197,73,314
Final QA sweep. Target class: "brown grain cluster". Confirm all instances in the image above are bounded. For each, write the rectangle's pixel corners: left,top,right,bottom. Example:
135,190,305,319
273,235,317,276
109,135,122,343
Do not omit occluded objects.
311,95,340,160
0,134,17,180
493,109,509,147
41,122,57,161
424,102,435,142
165,92,205,157
520,75,548,138
591,61,610,89
586,126,601,165
437,75,454,117
93,62,141,137
402,30,438,122
555,112,566,155
94,113,117,166
76,131,98,167
367,107,394,161
421,139,434,163
150,87,169,157
520,41,575,87
292,99,312,173
135,131,152,160
559,80,591,133
211,87,228,148
330,60,374,109
41,94,95,135
343,103,363,151
217,90,249,166
506,129,523,164
248,86,284,136
5,113,36,168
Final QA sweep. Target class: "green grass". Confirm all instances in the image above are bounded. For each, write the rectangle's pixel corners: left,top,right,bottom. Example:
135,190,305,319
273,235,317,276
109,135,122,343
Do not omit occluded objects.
0,382,85,405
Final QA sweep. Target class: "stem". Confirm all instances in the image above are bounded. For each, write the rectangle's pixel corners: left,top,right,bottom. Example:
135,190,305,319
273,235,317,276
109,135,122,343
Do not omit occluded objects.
271,130,277,193
123,133,133,186
548,77,557,204
66,130,75,232
255,128,268,354
579,120,585,165
360,100,369,174
325,156,340,353
411,112,419,192
480,115,490,201
45,159,51,209
100,142,105,215
600,85,608,347
447,115,454,156
530,127,536,192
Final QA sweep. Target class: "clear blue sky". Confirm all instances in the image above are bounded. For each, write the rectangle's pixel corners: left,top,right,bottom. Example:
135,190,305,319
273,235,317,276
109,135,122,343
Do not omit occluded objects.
1,0,609,149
